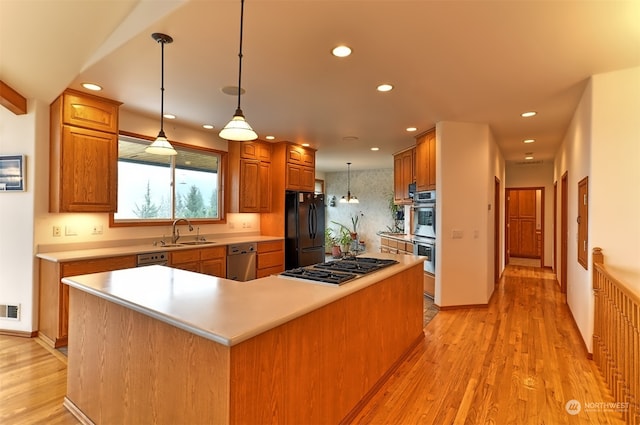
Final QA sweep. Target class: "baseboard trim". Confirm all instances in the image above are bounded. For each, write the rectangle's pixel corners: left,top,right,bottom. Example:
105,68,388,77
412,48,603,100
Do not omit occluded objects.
64,397,95,425
437,303,489,311
0,329,37,338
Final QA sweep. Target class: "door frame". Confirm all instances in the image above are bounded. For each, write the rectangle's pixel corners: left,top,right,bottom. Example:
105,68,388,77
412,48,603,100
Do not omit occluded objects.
494,176,501,284
553,181,557,274
561,172,568,294
505,187,545,265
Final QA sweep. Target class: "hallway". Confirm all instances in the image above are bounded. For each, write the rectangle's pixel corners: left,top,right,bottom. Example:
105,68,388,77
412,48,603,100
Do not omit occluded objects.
0,265,623,424
353,265,623,424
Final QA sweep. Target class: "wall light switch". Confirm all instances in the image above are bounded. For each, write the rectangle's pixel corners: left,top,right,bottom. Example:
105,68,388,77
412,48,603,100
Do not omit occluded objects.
452,229,464,239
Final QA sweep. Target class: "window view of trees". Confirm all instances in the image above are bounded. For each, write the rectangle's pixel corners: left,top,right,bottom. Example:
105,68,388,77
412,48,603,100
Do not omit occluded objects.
114,135,222,222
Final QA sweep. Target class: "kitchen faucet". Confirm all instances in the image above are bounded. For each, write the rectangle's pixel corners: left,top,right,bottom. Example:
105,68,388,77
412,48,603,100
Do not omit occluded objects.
171,218,193,244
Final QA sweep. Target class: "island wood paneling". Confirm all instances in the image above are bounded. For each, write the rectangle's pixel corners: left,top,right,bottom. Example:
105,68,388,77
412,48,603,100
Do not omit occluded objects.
66,288,231,425
63,263,423,425
229,264,424,424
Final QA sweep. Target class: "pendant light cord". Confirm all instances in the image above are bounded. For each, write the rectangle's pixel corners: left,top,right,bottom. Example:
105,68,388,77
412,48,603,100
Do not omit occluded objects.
159,38,166,134
236,0,246,113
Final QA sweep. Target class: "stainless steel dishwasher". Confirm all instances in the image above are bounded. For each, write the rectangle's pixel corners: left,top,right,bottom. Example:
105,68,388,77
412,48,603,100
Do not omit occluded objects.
226,242,257,281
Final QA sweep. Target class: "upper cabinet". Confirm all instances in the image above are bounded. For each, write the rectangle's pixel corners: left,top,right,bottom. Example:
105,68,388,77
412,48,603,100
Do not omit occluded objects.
49,89,121,213
283,143,316,192
393,146,415,204
415,128,436,192
228,140,272,213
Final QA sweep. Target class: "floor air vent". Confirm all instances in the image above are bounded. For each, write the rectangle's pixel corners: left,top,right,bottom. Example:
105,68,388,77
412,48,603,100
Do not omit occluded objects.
0,304,19,320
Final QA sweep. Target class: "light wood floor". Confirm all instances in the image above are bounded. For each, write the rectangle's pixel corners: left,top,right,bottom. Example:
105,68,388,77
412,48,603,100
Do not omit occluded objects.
0,265,622,425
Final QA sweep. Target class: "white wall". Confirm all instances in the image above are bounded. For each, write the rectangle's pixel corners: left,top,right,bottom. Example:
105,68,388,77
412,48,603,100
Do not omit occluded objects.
506,160,555,267
0,101,42,332
554,66,640,352
437,121,502,307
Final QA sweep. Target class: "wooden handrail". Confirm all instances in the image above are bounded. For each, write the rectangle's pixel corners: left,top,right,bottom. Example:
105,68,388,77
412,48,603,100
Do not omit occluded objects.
592,247,639,424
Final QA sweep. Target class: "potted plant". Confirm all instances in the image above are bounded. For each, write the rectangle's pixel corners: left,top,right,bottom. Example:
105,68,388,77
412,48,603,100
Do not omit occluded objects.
325,228,342,257
337,227,353,255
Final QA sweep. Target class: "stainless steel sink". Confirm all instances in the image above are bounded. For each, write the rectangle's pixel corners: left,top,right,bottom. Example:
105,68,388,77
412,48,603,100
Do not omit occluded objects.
179,241,216,245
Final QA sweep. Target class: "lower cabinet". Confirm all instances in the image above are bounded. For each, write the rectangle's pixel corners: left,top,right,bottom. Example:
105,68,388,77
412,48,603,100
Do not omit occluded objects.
38,255,137,348
380,235,414,255
170,246,226,278
257,240,285,278
423,272,435,297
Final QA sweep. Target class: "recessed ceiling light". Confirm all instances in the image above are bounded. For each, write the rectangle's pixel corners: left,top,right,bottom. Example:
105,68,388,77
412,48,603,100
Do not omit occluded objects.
265,135,275,140
525,155,534,160
163,114,176,120
332,45,352,58
82,83,102,91
301,143,310,147
202,124,214,130
342,136,359,141
523,139,535,144
371,147,380,151
377,84,393,92
521,111,537,118
406,127,417,132
221,86,245,96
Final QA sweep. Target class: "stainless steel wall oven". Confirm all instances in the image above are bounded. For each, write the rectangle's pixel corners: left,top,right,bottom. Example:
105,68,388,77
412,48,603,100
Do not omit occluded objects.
412,190,436,239
413,237,435,275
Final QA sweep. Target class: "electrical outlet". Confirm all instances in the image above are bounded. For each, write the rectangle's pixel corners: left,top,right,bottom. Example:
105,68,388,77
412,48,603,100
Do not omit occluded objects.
53,226,62,237
91,224,103,235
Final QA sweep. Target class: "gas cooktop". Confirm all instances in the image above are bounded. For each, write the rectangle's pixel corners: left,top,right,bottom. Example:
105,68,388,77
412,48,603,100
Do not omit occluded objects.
280,257,399,285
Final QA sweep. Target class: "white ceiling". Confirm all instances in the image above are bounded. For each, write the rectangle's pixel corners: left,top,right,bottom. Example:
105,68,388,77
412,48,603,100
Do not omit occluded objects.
2,0,639,172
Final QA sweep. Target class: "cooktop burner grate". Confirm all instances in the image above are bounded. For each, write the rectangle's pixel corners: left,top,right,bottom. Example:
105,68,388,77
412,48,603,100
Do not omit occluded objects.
280,257,399,284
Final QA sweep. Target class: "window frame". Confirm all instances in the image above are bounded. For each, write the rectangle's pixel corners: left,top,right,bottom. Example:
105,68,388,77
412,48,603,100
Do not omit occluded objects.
109,131,227,227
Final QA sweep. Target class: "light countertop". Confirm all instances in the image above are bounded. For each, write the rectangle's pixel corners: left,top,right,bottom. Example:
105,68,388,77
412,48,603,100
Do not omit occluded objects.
36,235,282,262
62,253,425,347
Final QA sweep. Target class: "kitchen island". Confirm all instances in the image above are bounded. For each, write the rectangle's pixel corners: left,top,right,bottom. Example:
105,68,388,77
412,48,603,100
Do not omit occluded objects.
62,253,425,424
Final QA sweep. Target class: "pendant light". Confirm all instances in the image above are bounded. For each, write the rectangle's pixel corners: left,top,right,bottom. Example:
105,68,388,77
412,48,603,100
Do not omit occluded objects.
340,162,359,204
219,0,258,141
146,33,177,156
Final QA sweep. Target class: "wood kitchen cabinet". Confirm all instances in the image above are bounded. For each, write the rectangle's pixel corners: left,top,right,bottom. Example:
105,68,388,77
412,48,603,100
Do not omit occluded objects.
228,140,272,213
415,128,436,191
49,89,121,212
38,255,136,348
393,146,415,204
256,240,285,278
170,246,226,277
284,143,316,192
380,235,414,255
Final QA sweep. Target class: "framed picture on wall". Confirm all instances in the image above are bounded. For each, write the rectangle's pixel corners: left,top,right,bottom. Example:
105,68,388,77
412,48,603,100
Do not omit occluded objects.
0,155,26,191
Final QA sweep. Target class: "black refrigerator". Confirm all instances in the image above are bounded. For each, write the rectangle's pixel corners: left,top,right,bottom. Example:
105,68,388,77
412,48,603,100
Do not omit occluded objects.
285,191,325,269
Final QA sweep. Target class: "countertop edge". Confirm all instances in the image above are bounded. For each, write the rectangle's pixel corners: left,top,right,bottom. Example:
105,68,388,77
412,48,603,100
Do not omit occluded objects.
37,235,283,262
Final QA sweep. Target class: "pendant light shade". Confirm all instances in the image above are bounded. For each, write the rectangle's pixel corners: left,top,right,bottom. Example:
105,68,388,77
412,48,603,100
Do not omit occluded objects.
146,33,177,156
339,162,359,204
219,0,257,141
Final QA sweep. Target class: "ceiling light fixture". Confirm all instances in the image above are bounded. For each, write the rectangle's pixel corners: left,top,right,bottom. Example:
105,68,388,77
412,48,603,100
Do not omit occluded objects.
523,139,535,144
332,45,352,57
339,162,359,204
202,124,214,129
521,111,537,118
371,147,379,151
163,113,176,119
82,83,102,91
377,84,393,92
146,33,177,156
265,135,275,140
219,0,258,142
406,127,417,132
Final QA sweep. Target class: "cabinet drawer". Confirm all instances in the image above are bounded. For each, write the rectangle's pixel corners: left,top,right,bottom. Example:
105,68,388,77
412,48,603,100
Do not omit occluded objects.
62,90,120,133
257,264,284,278
200,246,226,260
258,251,284,269
258,240,284,253
171,249,200,264
61,256,136,276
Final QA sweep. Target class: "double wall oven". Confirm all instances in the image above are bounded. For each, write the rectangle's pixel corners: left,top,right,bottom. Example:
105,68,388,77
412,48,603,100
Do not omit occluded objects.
412,190,436,275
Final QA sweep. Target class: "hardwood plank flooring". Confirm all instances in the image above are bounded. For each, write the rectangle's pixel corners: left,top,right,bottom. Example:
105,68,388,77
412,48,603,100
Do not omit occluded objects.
0,265,622,424
351,265,623,424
